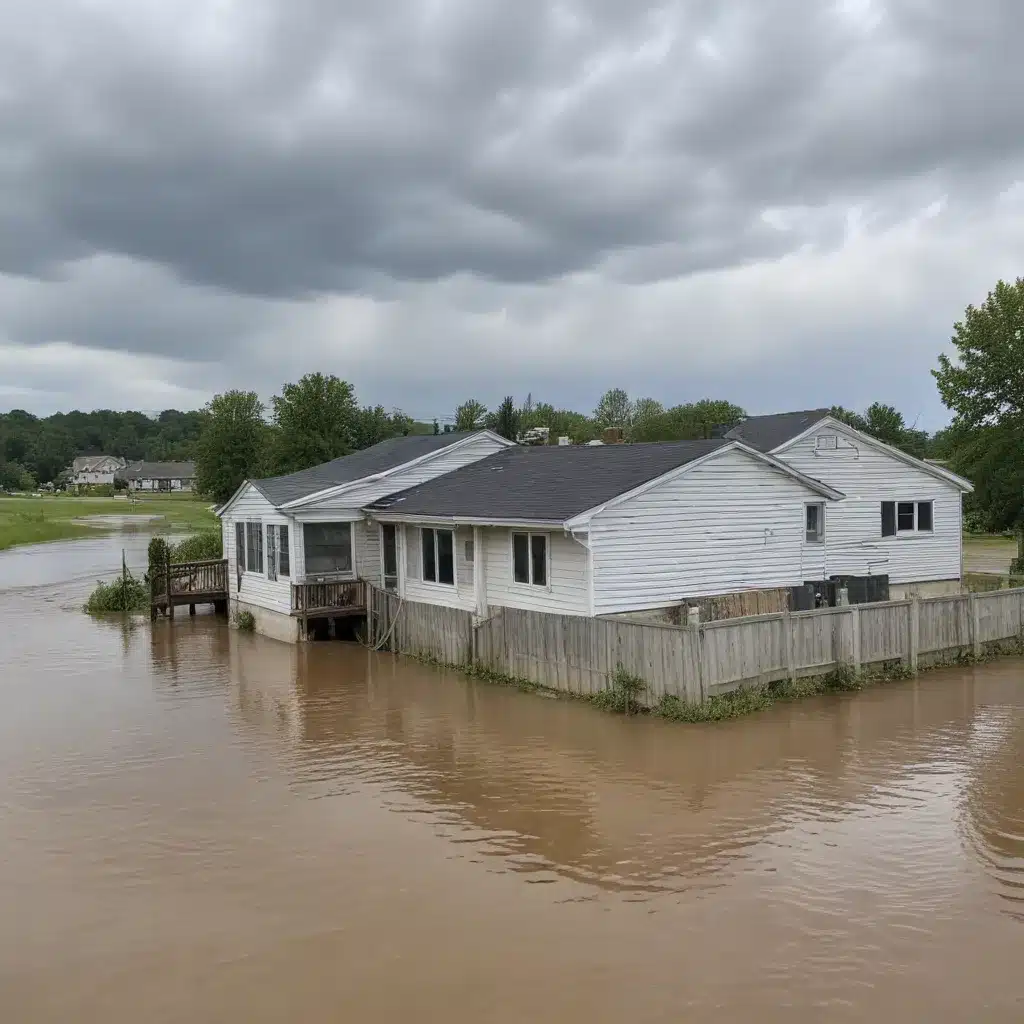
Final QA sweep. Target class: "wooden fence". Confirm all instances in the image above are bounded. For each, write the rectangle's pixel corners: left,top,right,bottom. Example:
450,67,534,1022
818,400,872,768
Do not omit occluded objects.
365,585,1024,706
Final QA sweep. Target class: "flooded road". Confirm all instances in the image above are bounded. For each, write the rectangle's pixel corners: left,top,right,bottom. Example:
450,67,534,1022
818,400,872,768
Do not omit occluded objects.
2,537,1023,1021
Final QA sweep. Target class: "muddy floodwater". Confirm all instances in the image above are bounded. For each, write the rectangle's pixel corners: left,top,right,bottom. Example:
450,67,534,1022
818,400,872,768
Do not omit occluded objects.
2,536,1023,1022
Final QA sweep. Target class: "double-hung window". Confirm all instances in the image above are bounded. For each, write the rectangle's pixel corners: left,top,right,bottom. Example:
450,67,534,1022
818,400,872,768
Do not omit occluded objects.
805,503,825,543
264,524,291,582
245,521,264,574
881,501,933,537
512,532,548,587
235,522,246,572
421,527,455,585
303,523,353,576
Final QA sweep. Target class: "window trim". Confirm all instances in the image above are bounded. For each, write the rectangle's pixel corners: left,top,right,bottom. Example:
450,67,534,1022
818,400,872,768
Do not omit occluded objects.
278,524,290,579
302,520,355,579
244,520,264,575
881,500,935,538
510,531,551,589
804,502,825,544
421,526,456,587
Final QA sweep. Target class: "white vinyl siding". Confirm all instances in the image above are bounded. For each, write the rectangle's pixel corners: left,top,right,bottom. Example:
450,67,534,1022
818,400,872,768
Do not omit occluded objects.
589,447,833,615
485,528,589,616
221,484,294,615
774,425,962,585
402,523,477,611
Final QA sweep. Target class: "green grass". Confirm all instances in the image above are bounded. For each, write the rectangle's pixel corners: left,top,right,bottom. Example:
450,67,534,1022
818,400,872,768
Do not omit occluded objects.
0,494,218,552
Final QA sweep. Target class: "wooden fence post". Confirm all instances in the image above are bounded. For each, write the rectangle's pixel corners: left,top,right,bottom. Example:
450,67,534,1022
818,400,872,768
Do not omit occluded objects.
908,596,920,674
849,606,861,674
165,549,174,619
783,611,794,680
969,592,981,658
695,624,706,703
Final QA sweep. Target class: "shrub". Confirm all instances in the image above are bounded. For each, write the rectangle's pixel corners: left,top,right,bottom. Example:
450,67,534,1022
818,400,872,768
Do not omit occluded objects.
591,665,647,715
234,609,255,632
170,530,222,562
84,571,148,614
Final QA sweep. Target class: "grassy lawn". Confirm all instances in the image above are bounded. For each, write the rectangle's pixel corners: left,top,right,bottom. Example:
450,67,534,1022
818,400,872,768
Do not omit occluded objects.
0,494,218,552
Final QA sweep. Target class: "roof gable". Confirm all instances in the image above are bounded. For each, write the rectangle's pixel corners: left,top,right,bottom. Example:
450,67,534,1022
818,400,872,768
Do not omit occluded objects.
724,409,831,452
218,431,500,515
774,416,974,491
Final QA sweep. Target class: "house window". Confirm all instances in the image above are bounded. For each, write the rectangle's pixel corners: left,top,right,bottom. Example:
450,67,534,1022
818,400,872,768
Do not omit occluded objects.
245,521,264,574
805,503,824,543
815,434,838,451
278,525,290,578
421,527,455,585
303,522,352,576
266,525,277,582
881,501,934,536
512,532,548,587
235,522,246,572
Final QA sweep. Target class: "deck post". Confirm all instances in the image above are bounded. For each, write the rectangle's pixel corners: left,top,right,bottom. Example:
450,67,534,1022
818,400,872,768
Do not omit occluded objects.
783,610,794,680
165,549,174,619
849,606,861,674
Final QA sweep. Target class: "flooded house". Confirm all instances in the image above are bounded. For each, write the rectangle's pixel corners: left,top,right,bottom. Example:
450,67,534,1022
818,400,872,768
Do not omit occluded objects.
216,410,973,644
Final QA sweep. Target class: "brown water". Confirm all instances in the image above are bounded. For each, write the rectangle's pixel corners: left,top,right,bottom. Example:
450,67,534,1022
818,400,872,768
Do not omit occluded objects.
2,536,1023,1022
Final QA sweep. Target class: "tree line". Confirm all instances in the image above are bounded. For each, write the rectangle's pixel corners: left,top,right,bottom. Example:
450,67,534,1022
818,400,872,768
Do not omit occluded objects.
4,277,1022,531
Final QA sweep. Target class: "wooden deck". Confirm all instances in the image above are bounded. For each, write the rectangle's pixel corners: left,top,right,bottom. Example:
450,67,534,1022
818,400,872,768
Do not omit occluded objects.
150,558,229,618
291,579,366,619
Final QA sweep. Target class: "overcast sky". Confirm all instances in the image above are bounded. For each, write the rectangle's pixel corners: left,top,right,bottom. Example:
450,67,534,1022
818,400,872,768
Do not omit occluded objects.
1,0,1022,428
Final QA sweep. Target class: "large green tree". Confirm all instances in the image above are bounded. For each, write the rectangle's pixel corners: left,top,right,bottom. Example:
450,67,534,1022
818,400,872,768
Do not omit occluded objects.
194,391,268,503
631,399,744,442
490,396,521,441
593,388,633,429
269,373,360,474
454,399,488,432
933,277,1024,531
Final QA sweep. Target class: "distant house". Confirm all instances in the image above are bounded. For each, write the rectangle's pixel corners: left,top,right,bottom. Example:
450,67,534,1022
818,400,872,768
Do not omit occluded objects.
72,455,126,487
119,461,196,493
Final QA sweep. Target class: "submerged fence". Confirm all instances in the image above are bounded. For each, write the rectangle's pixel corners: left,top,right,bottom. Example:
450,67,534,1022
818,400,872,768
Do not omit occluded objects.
366,585,1024,706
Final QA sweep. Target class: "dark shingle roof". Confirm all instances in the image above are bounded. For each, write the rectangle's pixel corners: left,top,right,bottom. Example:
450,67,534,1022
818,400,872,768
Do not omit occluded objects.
367,440,730,522
724,409,831,452
252,432,480,507
119,461,195,480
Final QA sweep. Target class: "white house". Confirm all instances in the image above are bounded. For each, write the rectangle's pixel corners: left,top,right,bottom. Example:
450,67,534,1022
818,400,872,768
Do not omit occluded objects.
365,440,844,620
216,431,512,642
71,455,126,487
723,410,974,598
119,461,196,492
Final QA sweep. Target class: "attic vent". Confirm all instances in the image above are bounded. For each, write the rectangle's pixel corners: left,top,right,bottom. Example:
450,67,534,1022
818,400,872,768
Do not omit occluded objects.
815,434,838,451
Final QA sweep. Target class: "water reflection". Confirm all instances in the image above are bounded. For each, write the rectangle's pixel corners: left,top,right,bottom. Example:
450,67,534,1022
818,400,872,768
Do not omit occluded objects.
2,553,1023,1022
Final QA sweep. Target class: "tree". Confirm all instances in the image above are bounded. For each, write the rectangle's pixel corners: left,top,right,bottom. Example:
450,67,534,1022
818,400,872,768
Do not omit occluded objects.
831,403,928,459
454,399,488,432
934,277,1024,428
269,373,359,474
593,388,633,429
630,398,664,439
933,278,1024,531
194,391,268,503
631,399,744,442
352,405,412,449
491,396,521,441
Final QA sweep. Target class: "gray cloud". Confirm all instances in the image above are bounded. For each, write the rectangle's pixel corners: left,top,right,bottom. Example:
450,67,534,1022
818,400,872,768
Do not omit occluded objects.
1,0,1024,424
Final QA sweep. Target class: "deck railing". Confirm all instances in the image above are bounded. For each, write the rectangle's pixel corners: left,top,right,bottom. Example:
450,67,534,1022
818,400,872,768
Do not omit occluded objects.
150,558,229,601
291,578,366,615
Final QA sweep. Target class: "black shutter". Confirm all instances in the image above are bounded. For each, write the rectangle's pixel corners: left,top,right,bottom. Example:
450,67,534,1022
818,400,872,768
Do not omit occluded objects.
881,502,896,537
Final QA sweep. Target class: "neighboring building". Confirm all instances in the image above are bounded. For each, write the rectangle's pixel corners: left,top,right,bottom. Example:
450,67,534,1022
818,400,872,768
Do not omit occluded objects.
365,440,843,620
723,409,974,598
215,431,513,642
119,461,196,492
71,455,126,487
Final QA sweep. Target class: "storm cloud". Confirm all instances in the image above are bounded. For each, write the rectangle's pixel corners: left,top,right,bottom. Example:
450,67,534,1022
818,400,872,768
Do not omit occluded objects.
2,0,1023,423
